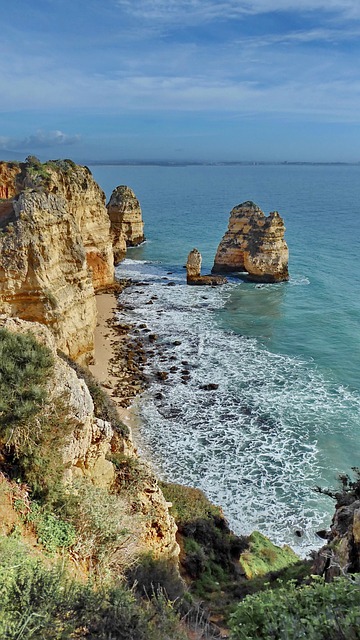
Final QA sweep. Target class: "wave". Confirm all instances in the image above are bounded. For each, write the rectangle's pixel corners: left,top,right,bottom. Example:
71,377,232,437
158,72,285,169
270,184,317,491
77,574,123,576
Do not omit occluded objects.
115,260,360,555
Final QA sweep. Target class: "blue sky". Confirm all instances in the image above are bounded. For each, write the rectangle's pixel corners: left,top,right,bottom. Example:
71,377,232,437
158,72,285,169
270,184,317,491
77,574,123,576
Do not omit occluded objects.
1,0,360,161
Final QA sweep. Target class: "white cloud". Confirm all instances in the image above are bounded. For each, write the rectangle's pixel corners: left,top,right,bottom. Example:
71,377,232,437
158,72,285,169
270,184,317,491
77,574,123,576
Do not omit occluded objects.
115,0,360,23
0,130,81,151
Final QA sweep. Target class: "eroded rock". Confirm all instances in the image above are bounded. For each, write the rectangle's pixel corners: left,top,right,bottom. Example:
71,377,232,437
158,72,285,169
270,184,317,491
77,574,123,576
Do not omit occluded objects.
212,201,289,282
186,248,227,286
107,185,145,263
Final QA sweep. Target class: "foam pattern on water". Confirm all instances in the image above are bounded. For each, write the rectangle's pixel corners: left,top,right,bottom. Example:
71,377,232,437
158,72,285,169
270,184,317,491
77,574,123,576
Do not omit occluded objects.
116,260,360,555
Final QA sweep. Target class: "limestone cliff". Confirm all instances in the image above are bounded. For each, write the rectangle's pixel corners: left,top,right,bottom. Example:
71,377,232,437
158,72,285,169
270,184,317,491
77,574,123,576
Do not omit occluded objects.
0,158,116,363
0,158,114,290
107,185,145,263
212,201,289,283
0,190,97,363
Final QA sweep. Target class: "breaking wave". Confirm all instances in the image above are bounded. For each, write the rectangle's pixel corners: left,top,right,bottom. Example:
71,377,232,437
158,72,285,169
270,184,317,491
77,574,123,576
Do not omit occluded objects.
116,259,360,555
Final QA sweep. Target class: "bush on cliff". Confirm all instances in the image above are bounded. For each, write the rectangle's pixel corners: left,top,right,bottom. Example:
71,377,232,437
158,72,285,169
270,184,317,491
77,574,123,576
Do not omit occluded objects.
0,329,75,502
229,577,360,640
0,534,183,640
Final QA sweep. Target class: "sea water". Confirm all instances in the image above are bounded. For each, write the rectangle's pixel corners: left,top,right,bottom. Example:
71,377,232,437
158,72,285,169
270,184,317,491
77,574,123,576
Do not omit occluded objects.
90,163,360,554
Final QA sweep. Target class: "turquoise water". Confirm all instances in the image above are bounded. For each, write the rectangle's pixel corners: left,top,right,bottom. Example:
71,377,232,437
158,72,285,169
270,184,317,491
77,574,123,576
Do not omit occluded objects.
90,164,360,554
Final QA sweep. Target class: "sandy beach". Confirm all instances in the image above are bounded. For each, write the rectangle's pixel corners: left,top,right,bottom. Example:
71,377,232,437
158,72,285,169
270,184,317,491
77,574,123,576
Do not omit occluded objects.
89,287,146,433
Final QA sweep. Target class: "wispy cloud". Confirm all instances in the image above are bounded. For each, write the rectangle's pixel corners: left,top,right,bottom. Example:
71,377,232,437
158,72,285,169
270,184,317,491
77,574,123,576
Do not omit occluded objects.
115,0,360,23
0,130,81,151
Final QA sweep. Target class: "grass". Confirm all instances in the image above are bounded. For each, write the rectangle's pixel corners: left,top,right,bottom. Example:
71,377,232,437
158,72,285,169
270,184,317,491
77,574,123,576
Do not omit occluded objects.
239,531,298,579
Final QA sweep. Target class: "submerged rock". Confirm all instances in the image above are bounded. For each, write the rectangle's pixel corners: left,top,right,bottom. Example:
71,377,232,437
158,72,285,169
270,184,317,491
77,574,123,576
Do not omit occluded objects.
212,201,289,283
107,185,145,263
186,248,227,286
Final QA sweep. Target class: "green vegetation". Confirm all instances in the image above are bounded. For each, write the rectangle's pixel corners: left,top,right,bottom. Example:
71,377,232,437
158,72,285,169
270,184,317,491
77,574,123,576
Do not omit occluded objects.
25,502,76,554
0,328,53,434
160,480,223,524
229,577,360,640
239,531,298,579
0,328,76,502
0,534,188,640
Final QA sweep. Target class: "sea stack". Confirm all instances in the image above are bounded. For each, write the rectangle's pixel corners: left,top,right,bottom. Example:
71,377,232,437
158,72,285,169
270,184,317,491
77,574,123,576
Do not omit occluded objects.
107,185,145,264
212,201,289,283
186,248,227,286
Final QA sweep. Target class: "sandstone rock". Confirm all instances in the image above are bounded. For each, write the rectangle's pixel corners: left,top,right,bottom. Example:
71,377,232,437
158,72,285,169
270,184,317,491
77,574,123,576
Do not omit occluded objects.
0,159,114,291
212,201,289,283
0,161,21,200
186,248,227,286
0,158,117,362
0,190,96,363
107,185,145,263
313,497,360,580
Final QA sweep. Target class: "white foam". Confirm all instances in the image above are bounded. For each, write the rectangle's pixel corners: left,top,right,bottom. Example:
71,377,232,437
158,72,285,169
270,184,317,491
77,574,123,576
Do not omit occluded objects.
115,260,360,555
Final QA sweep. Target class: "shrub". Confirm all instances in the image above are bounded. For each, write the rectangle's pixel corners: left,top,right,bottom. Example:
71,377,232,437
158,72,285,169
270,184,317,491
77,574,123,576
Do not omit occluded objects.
229,577,360,640
0,328,53,440
26,502,76,554
0,329,75,502
66,479,138,576
0,534,188,640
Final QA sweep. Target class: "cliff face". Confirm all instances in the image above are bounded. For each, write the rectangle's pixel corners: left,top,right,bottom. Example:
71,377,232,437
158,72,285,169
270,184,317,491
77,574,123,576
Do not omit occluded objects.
0,158,116,362
212,201,289,283
107,185,145,263
43,162,114,290
0,190,96,363
0,159,114,290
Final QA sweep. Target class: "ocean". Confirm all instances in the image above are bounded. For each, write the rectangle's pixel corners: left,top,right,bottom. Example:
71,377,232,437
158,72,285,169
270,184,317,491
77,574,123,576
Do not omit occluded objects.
90,163,360,555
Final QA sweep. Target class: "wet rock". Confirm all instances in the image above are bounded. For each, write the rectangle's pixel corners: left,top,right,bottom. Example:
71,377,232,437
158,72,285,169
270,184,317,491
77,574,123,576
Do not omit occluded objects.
200,383,219,391
156,371,169,381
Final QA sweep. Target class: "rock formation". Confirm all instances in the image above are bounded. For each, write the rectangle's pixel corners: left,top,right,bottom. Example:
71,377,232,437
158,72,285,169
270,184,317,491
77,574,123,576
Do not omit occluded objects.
212,201,289,283
0,190,97,363
313,479,360,581
186,248,227,286
0,158,116,363
0,158,114,290
107,185,145,263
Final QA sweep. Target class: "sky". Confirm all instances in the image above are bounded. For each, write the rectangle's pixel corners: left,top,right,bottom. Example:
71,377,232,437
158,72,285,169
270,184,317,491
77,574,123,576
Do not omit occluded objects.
1,0,360,162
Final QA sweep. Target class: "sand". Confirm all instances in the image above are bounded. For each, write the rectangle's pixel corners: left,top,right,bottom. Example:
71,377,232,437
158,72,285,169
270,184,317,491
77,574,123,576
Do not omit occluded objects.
89,290,145,432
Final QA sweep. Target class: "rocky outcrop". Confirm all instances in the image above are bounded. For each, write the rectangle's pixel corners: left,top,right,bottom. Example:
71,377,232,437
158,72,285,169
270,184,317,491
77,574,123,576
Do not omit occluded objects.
0,161,21,200
107,185,145,263
0,190,96,363
0,158,114,291
212,201,289,283
186,248,227,286
0,158,117,363
313,482,360,581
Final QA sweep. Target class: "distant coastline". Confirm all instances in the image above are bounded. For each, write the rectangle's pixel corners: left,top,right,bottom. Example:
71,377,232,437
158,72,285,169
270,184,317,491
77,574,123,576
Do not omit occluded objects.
86,159,360,167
